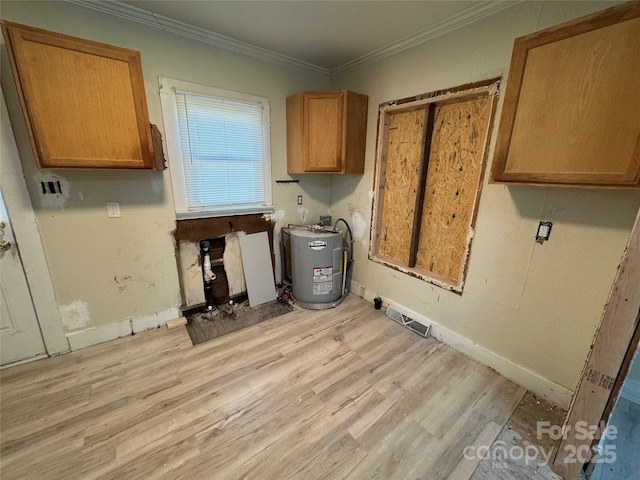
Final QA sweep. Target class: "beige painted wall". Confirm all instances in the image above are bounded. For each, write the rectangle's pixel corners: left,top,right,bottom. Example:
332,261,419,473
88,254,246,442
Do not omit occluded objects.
329,0,640,391
1,1,330,332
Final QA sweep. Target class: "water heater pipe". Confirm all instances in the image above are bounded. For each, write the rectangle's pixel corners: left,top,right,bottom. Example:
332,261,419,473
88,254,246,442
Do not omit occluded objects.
341,248,348,297
334,218,354,272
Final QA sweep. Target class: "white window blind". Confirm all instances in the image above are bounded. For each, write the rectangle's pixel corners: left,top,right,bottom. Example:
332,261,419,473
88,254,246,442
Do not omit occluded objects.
160,78,272,218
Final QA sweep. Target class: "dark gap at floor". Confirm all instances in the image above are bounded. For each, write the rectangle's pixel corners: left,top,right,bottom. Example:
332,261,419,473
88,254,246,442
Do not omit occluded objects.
184,299,295,346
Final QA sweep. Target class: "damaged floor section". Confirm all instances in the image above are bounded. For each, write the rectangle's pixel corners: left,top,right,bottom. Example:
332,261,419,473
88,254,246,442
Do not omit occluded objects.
185,299,294,346
470,392,566,479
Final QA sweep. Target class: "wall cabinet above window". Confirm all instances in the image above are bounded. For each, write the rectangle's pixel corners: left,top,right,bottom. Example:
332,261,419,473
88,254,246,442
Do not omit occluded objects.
1,21,161,170
490,2,640,189
286,89,368,174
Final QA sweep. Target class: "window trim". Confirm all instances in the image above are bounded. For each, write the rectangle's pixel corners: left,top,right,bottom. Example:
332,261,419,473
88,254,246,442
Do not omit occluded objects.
159,77,272,218
369,79,500,292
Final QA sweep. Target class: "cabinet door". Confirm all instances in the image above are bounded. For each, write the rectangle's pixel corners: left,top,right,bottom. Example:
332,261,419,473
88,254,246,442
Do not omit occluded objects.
303,91,344,172
2,22,155,169
490,3,640,188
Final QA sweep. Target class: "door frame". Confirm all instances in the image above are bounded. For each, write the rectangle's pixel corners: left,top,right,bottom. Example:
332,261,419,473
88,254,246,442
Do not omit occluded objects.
553,206,640,478
1,89,69,358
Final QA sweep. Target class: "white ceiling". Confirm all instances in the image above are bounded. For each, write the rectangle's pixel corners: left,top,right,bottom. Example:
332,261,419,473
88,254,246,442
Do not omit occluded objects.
76,0,519,75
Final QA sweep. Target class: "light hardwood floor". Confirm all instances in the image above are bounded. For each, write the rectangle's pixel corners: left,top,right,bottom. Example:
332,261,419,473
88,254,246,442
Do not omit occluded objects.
0,296,525,479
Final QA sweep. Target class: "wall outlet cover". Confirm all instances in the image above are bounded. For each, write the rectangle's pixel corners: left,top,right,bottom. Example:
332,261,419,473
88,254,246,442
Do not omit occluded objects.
106,201,121,218
536,221,552,241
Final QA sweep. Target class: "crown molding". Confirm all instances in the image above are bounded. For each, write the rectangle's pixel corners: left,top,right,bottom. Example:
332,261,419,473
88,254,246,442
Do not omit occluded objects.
68,0,519,79
67,0,331,77
330,1,521,78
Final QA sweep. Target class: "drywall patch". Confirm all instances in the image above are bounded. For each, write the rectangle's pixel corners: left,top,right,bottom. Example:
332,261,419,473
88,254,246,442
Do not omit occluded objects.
263,210,285,223
224,232,247,297
178,240,205,307
297,207,309,223
59,300,91,331
150,175,164,194
32,171,70,209
351,211,368,241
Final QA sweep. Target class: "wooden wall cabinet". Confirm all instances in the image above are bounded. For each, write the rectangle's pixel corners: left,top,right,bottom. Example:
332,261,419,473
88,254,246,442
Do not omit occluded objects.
286,89,368,174
2,21,161,170
490,3,640,188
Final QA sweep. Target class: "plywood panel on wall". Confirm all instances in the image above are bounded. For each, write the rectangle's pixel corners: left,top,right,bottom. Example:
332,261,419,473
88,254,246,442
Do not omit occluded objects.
370,79,499,291
416,97,492,284
378,109,424,264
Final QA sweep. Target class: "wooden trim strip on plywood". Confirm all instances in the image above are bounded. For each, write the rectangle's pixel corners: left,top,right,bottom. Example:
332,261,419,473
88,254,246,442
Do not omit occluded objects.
408,104,435,268
553,206,640,479
391,77,502,108
380,82,499,117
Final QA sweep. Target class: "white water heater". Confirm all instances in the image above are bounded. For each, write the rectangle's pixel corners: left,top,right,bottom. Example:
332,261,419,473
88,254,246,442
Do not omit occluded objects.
290,228,344,309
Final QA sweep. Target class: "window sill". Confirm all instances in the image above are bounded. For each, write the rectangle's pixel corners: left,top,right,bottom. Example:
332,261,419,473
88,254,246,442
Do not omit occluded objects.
176,206,274,221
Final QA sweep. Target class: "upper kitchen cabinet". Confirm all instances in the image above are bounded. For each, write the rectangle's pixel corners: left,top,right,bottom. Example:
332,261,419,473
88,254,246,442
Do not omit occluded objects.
287,89,368,174
1,21,160,170
490,2,640,188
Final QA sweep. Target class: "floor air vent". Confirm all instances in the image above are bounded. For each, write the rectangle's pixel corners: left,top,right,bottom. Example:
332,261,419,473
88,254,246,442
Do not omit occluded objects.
386,307,431,338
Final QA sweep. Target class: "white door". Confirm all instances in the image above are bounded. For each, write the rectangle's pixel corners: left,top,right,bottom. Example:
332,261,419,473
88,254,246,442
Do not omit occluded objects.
0,188,47,365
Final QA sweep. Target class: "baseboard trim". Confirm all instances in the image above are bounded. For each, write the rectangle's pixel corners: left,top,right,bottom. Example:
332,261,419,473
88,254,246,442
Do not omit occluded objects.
132,308,183,334
350,281,573,409
66,306,181,351
1,353,49,369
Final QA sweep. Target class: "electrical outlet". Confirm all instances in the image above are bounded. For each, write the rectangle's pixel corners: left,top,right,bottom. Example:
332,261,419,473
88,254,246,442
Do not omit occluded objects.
536,221,552,241
297,195,303,205
106,201,121,218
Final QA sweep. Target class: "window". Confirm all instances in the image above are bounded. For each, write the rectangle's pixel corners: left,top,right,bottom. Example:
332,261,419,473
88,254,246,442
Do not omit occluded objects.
159,77,272,218
370,79,500,292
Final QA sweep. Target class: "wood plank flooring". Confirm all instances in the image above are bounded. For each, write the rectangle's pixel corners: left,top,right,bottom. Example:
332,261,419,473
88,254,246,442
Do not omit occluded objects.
0,296,525,479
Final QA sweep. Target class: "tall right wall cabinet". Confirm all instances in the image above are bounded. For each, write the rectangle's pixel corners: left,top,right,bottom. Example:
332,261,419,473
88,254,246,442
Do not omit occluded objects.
490,2,640,189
